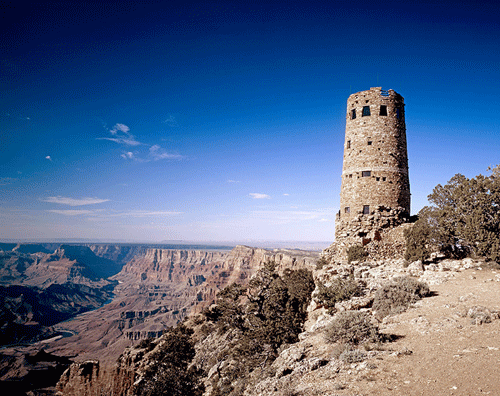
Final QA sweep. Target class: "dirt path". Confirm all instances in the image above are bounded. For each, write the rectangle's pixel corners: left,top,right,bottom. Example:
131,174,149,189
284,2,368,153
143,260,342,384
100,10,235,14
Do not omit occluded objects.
348,266,500,396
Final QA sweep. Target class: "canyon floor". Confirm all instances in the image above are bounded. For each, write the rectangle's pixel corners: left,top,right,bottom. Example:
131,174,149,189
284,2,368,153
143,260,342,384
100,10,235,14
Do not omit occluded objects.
287,263,500,396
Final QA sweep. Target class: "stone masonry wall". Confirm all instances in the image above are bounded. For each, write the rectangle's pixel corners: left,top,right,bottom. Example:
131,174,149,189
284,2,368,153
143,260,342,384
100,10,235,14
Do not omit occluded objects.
333,87,411,260
338,87,410,222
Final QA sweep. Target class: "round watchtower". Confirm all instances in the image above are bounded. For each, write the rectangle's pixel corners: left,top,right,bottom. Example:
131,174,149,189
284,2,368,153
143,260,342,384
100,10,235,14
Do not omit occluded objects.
336,87,410,240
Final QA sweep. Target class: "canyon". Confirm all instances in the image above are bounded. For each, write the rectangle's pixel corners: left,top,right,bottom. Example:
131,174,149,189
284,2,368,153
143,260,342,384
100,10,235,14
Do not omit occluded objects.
0,242,318,394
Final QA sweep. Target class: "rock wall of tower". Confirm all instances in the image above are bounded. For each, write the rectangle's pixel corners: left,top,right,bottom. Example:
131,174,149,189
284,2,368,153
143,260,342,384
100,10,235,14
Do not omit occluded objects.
339,87,409,221
333,87,411,258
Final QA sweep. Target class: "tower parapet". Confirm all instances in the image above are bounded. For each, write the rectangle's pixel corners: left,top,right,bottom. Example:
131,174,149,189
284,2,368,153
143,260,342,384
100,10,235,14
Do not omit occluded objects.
335,87,410,249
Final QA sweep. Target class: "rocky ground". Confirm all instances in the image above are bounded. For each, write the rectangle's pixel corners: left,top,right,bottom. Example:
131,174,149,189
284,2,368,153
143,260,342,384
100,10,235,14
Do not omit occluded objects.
246,258,500,396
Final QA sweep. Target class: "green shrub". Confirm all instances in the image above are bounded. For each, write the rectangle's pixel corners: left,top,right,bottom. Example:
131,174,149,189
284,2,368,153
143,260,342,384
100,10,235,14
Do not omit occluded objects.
324,311,380,345
315,277,363,313
372,276,430,319
347,245,368,263
135,324,204,396
404,218,431,262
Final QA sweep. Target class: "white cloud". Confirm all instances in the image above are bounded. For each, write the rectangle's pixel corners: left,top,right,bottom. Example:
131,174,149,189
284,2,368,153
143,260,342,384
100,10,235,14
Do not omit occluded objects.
41,196,110,206
97,123,141,146
149,144,183,161
121,151,135,160
319,218,330,222
283,193,289,196
45,155,52,161
249,193,271,199
47,209,102,216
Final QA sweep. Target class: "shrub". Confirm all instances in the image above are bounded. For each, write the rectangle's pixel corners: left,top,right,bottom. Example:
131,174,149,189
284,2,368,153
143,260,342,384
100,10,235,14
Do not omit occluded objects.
340,348,367,363
347,245,368,263
316,256,329,270
372,276,430,319
137,337,155,352
324,311,380,345
315,277,363,313
135,324,204,396
418,166,500,261
404,218,430,262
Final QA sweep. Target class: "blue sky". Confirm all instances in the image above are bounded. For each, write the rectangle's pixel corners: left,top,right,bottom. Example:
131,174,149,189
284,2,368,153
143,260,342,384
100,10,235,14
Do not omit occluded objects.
1,0,499,243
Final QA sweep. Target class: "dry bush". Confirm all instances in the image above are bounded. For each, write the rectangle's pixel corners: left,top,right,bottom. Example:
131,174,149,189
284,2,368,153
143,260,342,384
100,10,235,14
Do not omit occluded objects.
347,245,368,263
372,276,430,319
340,348,367,363
324,311,380,345
315,256,329,270
315,277,363,313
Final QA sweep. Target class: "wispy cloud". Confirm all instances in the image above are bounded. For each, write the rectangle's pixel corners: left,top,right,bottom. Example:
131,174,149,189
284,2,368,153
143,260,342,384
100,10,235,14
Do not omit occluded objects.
41,196,110,206
163,115,178,127
46,209,180,217
97,123,141,146
112,210,182,217
45,155,52,161
0,177,17,186
249,193,271,199
47,209,103,216
149,145,183,161
283,193,289,196
250,208,336,223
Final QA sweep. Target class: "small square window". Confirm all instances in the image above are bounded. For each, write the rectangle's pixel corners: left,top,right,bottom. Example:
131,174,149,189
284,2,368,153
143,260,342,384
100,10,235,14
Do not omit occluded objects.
349,174,352,178
345,207,350,213
362,106,371,116
347,140,351,148
368,141,372,145
382,177,386,181
363,205,370,214
376,177,380,181
380,105,387,116
351,109,356,119
362,171,371,177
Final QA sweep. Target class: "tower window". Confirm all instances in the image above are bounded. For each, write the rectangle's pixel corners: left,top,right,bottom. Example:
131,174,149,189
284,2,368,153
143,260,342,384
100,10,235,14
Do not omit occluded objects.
382,177,386,181
345,207,350,213
362,171,371,177
367,141,372,145
363,205,370,214
351,109,356,119
347,140,351,148
362,106,371,116
396,107,402,119
376,177,380,181
380,105,387,116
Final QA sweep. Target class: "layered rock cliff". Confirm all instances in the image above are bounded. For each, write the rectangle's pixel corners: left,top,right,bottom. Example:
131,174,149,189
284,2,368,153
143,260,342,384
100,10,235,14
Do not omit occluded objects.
53,246,319,395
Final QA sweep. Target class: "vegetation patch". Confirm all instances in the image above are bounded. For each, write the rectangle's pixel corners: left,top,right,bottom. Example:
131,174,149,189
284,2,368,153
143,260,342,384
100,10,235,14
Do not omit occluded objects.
324,311,381,345
347,245,368,263
202,262,315,396
315,277,363,313
135,325,205,396
316,256,329,270
407,166,500,262
372,276,430,319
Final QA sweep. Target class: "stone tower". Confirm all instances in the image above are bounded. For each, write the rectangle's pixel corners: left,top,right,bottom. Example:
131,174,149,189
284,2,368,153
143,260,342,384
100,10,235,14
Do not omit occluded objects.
335,87,410,244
